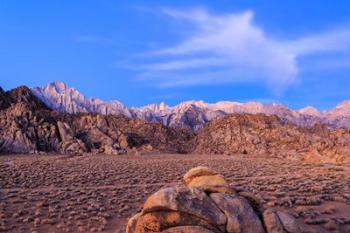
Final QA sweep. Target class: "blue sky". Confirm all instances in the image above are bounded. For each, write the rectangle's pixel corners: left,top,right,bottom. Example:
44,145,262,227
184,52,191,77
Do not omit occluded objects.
1,1,350,110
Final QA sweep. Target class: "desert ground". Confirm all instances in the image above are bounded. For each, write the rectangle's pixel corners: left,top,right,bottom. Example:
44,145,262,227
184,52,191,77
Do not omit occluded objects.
0,154,349,233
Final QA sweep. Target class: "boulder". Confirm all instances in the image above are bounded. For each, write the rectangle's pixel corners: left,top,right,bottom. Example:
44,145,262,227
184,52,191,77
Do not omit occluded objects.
134,210,222,233
142,186,227,228
57,121,74,142
263,209,286,233
101,144,122,155
210,193,265,233
263,209,300,233
125,167,271,233
126,213,141,233
119,134,129,149
183,166,231,193
275,211,300,233
161,226,215,233
60,139,87,154
183,166,217,184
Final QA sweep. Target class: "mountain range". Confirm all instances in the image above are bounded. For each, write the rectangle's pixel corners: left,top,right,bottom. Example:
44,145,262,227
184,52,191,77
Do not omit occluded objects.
1,84,350,163
32,81,350,131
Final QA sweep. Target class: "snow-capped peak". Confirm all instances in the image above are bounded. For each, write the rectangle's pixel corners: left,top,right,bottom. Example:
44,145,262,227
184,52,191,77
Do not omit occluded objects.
32,81,132,117
298,106,321,116
31,81,350,131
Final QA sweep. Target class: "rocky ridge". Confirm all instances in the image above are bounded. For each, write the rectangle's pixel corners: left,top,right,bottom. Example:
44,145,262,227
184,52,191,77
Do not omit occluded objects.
32,82,132,117
33,81,350,131
0,86,194,155
194,114,350,164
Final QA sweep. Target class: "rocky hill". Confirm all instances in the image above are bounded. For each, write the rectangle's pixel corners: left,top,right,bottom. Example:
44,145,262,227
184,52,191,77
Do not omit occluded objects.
194,113,350,163
0,86,194,155
32,82,350,132
2,84,350,164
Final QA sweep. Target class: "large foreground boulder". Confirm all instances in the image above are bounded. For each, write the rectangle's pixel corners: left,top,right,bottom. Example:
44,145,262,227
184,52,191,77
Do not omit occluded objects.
125,167,302,233
142,186,227,227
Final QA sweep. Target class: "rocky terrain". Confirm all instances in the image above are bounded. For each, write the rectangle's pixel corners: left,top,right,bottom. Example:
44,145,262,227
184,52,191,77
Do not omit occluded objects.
0,86,194,155
1,84,350,232
3,84,350,164
194,114,350,164
0,154,349,232
33,81,350,131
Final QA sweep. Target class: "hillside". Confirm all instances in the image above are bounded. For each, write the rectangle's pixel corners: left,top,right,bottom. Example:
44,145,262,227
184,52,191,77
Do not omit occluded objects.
194,113,350,163
0,86,194,155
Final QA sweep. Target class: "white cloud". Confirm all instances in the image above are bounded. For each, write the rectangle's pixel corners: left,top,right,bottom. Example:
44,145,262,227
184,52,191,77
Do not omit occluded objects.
140,58,229,71
136,8,350,94
287,29,350,55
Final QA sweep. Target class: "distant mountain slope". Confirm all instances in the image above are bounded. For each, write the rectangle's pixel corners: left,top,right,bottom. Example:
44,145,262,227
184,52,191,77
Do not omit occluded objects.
32,82,350,131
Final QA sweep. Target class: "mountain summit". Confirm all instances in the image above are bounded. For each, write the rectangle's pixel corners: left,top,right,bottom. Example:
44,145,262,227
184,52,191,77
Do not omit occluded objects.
31,82,350,131
32,82,132,117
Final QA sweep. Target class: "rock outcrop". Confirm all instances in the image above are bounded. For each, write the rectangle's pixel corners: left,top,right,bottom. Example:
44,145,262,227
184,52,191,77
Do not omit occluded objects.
194,114,350,163
126,166,300,233
0,86,194,155
183,166,232,194
263,209,301,233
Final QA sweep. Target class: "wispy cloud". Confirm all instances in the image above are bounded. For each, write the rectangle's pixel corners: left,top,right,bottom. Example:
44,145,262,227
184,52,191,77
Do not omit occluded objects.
134,8,350,94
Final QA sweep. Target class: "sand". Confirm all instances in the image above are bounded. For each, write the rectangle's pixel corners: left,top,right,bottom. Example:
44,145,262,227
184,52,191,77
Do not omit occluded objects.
0,154,349,233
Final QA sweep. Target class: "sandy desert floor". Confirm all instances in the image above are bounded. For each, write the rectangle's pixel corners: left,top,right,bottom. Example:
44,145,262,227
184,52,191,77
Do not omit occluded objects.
0,154,349,233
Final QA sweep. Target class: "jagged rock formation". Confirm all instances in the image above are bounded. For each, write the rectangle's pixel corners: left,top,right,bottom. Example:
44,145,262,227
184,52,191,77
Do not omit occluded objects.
194,114,350,163
33,82,350,132
0,86,194,155
126,166,300,233
32,81,132,117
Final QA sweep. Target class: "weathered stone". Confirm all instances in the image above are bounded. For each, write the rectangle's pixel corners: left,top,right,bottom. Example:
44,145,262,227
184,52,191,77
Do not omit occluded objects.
161,226,215,233
276,211,300,233
57,121,74,142
210,193,265,233
183,166,231,193
60,139,87,154
263,209,286,233
187,175,231,193
119,134,129,149
142,186,227,228
183,166,217,184
126,213,141,233
134,210,221,233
